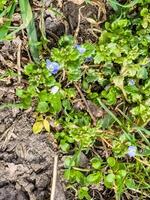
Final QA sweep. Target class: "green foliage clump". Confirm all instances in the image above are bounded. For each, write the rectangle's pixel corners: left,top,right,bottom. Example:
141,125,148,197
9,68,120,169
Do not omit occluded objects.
94,6,150,125
16,1,150,199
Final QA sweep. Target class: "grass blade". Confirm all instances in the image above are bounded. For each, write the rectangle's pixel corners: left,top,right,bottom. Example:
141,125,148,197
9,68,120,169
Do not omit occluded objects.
0,2,16,40
19,0,39,63
97,98,123,127
97,98,133,140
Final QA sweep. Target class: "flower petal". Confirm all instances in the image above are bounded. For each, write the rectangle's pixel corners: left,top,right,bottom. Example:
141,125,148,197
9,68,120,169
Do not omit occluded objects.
127,146,137,157
51,86,59,94
46,59,60,74
75,44,86,54
128,79,135,86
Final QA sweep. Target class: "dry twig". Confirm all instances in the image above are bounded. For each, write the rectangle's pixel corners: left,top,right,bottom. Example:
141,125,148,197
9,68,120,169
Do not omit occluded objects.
16,37,22,83
74,83,96,125
74,6,84,38
50,154,58,200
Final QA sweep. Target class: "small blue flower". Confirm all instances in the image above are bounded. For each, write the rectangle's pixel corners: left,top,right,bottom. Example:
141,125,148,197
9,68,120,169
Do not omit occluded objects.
85,56,93,63
75,45,86,54
127,146,137,157
46,59,60,75
51,86,59,94
128,79,135,86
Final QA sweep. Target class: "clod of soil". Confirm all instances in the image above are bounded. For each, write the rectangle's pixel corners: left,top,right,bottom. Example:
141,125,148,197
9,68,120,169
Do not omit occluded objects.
0,108,65,200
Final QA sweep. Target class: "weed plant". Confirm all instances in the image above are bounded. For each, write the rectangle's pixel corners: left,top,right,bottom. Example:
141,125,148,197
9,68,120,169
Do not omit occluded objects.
1,0,150,199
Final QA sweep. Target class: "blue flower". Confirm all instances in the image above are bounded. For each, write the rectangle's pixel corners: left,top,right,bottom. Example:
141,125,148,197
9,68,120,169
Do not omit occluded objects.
51,86,59,94
75,45,86,54
128,79,135,86
85,56,93,63
127,146,137,157
46,59,60,75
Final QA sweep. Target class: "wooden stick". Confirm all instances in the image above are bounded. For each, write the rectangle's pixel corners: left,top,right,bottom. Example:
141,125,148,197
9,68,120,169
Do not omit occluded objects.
50,154,58,200
17,37,22,83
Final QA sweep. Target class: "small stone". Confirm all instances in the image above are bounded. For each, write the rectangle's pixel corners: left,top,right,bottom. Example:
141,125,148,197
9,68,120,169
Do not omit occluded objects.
79,152,89,168
30,164,43,173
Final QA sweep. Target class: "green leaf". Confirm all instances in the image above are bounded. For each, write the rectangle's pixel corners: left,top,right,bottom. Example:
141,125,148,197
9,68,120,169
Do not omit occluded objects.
101,114,115,129
16,89,24,97
39,90,49,102
115,175,124,194
125,178,136,189
68,68,81,81
64,169,71,181
60,140,70,152
78,187,91,200
75,171,85,184
87,172,102,184
64,169,85,184
64,156,75,168
49,94,62,113
101,87,119,105
0,0,7,10
140,8,148,17
32,121,43,134
58,35,74,47
21,95,32,109
91,157,102,169
107,157,116,167
118,170,127,177
104,173,115,188
65,88,77,98
94,52,103,64
27,86,37,96
113,76,124,88
24,63,35,75
62,99,71,110
105,173,115,183
37,102,49,113
131,104,146,116
137,68,148,80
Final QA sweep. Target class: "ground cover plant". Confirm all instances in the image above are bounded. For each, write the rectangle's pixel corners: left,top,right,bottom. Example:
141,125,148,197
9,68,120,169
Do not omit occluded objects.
0,0,150,199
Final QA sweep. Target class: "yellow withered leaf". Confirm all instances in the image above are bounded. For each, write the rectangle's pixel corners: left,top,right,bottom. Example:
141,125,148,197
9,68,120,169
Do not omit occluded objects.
32,121,43,134
43,119,50,132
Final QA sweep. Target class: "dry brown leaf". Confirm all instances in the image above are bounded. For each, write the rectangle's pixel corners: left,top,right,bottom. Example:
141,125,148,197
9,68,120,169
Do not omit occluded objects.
86,17,97,25
73,99,104,118
68,0,84,5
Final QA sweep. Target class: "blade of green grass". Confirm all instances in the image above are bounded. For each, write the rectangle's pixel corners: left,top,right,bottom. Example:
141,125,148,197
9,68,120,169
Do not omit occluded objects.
97,98,133,141
137,130,150,146
0,2,16,40
100,100,150,145
136,127,150,136
97,98,123,127
0,2,14,18
134,127,150,146
19,0,39,63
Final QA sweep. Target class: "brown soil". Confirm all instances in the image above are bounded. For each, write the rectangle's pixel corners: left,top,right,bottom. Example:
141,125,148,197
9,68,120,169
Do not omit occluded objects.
0,92,66,200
